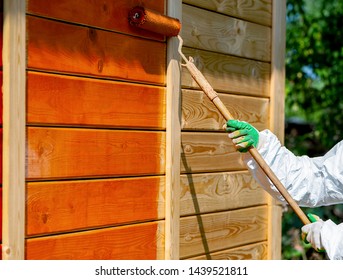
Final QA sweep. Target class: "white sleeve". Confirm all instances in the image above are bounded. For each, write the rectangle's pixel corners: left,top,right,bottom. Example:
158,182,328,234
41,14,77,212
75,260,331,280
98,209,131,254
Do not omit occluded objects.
244,129,343,207
321,220,343,260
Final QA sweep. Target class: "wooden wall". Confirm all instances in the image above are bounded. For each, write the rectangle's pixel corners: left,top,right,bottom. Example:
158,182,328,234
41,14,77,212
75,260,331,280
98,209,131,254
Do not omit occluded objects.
2,0,284,260
25,0,167,260
179,0,275,260
0,0,3,259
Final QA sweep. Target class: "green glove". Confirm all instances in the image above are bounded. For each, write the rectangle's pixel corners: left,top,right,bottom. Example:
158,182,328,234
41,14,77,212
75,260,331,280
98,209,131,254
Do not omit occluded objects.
226,120,259,152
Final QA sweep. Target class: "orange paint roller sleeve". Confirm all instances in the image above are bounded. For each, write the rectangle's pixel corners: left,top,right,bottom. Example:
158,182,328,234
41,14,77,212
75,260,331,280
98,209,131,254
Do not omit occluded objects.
128,6,181,37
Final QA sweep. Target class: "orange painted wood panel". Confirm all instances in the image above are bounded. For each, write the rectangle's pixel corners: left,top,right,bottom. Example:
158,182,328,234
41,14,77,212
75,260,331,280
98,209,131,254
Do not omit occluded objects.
0,71,2,124
27,72,166,129
0,123,1,181
0,12,2,67
26,176,165,236
27,16,166,85
26,222,164,260
27,0,166,41
27,127,166,180
0,187,2,242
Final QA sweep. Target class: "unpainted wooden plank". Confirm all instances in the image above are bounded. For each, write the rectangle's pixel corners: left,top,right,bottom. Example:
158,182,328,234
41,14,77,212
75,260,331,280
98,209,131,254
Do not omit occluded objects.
183,0,272,26
186,241,268,260
180,171,267,216
27,72,166,129
27,16,166,85
26,221,165,260
182,4,271,62
26,176,165,236
2,0,26,260
165,0,182,260
179,206,268,258
268,0,286,259
181,132,245,174
27,127,166,180
182,89,269,131
27,0,166,41
181,47,270,97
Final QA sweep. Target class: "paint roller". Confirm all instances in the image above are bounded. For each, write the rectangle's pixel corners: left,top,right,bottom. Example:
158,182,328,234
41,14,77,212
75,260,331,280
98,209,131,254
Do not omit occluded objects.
128,6,311,225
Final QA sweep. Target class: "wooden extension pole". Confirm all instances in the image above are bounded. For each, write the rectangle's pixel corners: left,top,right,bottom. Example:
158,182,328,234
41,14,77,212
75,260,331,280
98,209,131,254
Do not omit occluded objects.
177,36,310,226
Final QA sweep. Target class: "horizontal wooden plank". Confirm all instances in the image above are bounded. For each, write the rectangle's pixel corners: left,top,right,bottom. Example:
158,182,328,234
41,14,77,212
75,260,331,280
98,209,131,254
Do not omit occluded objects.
27,0,166,41
27,127,166,180
0,187,2,242
180,171,267,216
0,71,2,124
0,12,2,67
26,176,165,236
27,72,166,129
0,128,2,184
180,206,268,259
27,16,166,85
182,89,269,131
183,0,272,26
186,241,268,260
181,47,270,97
26,221,165,259
181,132,245,174
182,4,271,61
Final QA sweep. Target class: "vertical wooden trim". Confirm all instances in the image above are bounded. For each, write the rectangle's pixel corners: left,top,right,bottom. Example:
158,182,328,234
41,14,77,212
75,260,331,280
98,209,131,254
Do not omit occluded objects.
2,0,26,260
165,0,182,260
268,0,286,260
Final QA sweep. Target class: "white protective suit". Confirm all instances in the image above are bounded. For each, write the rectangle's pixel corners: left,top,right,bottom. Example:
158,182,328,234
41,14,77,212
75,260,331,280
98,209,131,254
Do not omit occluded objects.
244,129,343,260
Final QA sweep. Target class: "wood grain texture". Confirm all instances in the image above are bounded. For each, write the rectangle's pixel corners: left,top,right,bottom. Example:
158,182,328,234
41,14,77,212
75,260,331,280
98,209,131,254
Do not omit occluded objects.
182,89,269,131
26,176,165,236
181,132,245,174
180,171,267,216
165,0,182,260
268,0,286,260
187,241,268,260
180,206,268,258
27,72,166,129
27,16,166,85
27,127,166,180
0,71,2,124
181,47,270,97
0,187,2,241
182,4,271,62
26,221,165,260
2,0,26,260
183,0,272,26
0,12,2,67
27,0,165,41
0,128,2,184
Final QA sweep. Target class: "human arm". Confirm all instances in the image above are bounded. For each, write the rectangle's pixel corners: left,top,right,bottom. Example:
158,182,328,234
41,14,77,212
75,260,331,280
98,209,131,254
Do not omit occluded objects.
302,219,343,260
227,120,343,207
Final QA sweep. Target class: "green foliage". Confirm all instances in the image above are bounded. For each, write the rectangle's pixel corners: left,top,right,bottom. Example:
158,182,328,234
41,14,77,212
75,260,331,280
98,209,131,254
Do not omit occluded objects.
286,0,343,150
284,0,343,259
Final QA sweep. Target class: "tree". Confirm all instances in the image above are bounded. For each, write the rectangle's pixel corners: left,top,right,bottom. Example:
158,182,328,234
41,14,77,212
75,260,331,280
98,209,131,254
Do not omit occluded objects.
283,0,343,259
286,0,343,152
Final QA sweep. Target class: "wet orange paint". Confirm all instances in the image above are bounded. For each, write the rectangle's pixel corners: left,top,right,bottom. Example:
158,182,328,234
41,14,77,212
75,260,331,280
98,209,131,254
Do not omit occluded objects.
26,222,161,260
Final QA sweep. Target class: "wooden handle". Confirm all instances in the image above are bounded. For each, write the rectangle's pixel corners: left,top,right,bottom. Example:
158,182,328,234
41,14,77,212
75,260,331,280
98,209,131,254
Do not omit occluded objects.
181,56,311,225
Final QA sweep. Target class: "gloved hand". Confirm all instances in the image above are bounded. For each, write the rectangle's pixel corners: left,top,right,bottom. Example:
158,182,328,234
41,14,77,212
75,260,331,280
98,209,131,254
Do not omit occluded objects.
302,218,325,252
226,120,259,152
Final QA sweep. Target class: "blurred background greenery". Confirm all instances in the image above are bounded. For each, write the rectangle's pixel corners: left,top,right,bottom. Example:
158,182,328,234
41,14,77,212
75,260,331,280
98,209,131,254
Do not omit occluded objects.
283,0,343,259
